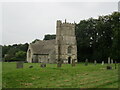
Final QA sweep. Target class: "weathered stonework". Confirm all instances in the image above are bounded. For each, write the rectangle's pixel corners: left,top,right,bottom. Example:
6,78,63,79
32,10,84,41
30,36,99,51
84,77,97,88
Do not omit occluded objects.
27,20,77,64
55,20,77,64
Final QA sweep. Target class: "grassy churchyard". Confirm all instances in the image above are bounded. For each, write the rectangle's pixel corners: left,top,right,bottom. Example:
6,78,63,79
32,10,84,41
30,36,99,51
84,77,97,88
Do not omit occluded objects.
2,62,119,88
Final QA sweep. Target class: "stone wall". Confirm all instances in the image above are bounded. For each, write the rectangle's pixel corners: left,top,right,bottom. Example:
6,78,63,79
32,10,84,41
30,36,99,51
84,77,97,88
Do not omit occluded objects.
38,55,48,63
27,45,33,63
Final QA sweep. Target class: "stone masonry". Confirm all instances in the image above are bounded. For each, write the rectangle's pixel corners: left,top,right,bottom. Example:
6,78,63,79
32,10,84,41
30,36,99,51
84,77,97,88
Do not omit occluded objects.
27,20,77,64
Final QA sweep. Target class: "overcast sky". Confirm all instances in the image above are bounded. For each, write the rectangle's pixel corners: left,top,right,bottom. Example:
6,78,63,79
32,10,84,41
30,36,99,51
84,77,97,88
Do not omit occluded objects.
1,1,119,45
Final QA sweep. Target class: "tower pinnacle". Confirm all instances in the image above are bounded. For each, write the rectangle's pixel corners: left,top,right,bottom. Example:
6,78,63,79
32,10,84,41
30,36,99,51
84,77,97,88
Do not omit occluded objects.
65,19,66,23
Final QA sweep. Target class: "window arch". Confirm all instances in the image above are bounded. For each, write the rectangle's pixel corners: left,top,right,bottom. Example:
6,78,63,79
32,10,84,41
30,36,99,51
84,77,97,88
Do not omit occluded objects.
68,46,72,53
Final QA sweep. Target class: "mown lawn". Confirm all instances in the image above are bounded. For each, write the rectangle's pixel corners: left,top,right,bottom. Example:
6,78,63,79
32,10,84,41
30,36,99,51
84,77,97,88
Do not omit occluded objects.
2,62,119,88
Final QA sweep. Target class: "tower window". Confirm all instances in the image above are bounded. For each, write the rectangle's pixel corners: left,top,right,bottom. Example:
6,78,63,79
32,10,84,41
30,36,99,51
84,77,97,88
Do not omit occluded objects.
68,46,72,53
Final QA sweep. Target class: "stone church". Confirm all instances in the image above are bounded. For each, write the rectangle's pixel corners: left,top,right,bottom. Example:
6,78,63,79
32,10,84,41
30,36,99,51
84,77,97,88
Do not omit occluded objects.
27,20,77,64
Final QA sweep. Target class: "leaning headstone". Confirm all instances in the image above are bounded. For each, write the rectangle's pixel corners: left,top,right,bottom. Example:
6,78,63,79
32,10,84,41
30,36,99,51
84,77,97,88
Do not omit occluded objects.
108,57,111,64
85,59,88,66
111,59,113,64
16,62,23,69
40,63,46,68
101,61,104,65
72,59,75,67
94,60,97,65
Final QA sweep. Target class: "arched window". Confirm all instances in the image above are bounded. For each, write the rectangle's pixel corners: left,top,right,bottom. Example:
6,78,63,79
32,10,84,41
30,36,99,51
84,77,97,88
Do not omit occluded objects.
68,46,72,53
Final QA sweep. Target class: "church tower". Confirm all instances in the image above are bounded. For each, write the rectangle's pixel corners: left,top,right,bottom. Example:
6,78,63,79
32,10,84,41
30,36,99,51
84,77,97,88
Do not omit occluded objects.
55,20,77,64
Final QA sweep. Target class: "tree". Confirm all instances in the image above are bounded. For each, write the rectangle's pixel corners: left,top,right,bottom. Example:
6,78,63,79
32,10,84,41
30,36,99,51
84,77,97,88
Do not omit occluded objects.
110,12,120,61
75,12,120,63
15,51,26,60
32,39,40,43
2,43,28,61
43,34,56,40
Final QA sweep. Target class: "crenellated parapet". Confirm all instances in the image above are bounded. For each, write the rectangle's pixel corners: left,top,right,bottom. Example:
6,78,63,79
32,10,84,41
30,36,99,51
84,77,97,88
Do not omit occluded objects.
57,20,75,28
61,23,75,28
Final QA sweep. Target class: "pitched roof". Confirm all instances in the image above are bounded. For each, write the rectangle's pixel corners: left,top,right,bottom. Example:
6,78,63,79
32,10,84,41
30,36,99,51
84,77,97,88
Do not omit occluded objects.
30,39,55,55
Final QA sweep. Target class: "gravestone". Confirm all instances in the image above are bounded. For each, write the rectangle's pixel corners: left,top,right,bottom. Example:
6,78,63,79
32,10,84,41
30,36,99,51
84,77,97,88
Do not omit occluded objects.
108,57,111,64
72,59,75,67
16,62,23,69
85,59,88,66
106,66,112,70
94,60,97,65
57,60,62,67
40,63,46,68
57,63,61,67
107,57,112,70
111,59,113,64
101,61,104,65
29,66,33,68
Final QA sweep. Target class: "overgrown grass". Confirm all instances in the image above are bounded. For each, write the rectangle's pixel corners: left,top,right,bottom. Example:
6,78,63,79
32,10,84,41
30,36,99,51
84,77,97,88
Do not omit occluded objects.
2,62,119,88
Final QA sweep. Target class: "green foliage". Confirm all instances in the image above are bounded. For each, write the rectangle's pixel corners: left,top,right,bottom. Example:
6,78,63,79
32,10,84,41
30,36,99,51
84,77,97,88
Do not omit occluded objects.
76,12,120,62
2,43,28,61
43,34,56,40
15,51,26,60
110,12,120,60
